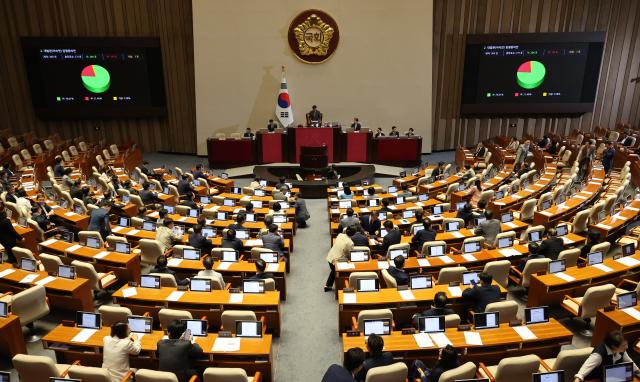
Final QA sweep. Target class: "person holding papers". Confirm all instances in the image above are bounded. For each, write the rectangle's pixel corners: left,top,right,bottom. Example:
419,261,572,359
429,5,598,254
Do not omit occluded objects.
325,226,356,292
387,255,409,286
574,330,640,382
355,334,394,381
474,210,501,247
102,321,141,382
461,272,501,313
321,347,365,382
157,320,204,382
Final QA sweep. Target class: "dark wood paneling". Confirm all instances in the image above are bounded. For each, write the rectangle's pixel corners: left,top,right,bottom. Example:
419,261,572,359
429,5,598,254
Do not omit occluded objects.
433,0,640,150
0,0,196,153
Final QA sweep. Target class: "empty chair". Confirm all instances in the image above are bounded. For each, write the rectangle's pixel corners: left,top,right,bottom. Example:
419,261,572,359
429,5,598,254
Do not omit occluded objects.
20,148,32,163
572,210,590,234
203,367,261,382
462,236,485,250
106,235,129,249
477,354,540,382
348,272,379,289
221,310,258,334
513,199,537,222
589,201,605,224
484,301,518,323
68,364,133,382
72,260,118,292
385,242,409,259
44,139,55,151
354,309,393,332
99,305,133,326
12,354,71,382
537,192,552,210
79,230,105,247
139,239,166,266
150,273,178,288
436,266,467,285
558,248,580,268
158,308,193,331
12,247,43,270
540,347,593,382
561,283,615,336
590,241,611,256
38,253,63,274
436,182,459,202
0,285,50,341
365,362,407,382
557,150,572,167
438,361,477,382
482,260,511,288
615,279,640,299
135,370,180,382
477,190,494,206
32,143,43,155
521,225,545,242
510,258,550,287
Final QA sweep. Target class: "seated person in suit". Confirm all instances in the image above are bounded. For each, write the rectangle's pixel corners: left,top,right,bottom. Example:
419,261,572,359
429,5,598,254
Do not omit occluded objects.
379,198,392,213
228,213,245,231
139,182,158,205
405,128,415,137
374,127,385,138
150,255,189,286
191,164,207,180
157,320,204,382
474,210,501,246
538,228,564,260
247,258,275,280
574,330,640,382
387,255,409,286
179,192,198,209
412,345,461,382
351,117,361,131
397,183,412,198
461,272,501,313
363,187,379,200
356,334,394,381
196,255,225,288
377,220,401,256
321,347,365,382
177,174,194,197
456,202,475,227
360,212,381,236
221,228,243,252
350,224,369,247
432,161,446,179
70,180,83,200
243,127,254,138
53,156,66,177
307,105,322,127
412,220,437,252
389,126,400,137
266,119,278,132
518,242,545,272
31,204,54,232
261,224,285,255
187,224,213,255
339,208,360,232
274,176,288,190
155,218,182,251
418,292,455,318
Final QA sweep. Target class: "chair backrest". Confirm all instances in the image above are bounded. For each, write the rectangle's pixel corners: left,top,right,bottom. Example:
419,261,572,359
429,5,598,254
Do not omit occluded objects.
12,154,23,168
32,143,43,155
39,253,63,274
493,354,540,382
381,269,397,288
357,309,393,332
71,260,101,291
349,272,379,289
580,284,616,319
110,144,119,156
150,273,178,288
519,199,538,221
386,243,409,259
521,225,545,241
21,148,32,161
98,305,133,326
365,362,408,382
558,248,581,268
436,266,467,285
12,354,61,382
263,278,276,291
439,361,477,382
589,202,605,224
135,369,179,382
572,210,591,234
106,235,128,248
79,230,104,247
68,365,112,382
444,313,461,328
139,239,164,265
483,260,511,288
537,192,552,210
158,308,193,330
485,300,518,323
11,285,50,326
478,190,494,206
203,367,249,382
552,347,594,381
221,310,257,333
12,246,36,264
591,241,611,256
521,258,551,287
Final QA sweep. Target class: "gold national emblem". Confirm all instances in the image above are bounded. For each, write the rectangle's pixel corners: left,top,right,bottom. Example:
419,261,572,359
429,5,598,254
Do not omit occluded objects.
288,10,339,64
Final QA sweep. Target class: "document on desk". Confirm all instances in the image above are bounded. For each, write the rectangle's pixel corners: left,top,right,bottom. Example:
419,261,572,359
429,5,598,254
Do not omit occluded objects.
554,272,576,282
513,326,537,340
66,244,82,253
71,328,97,343
462,254,477,262
417,259,430,267
499,248,521,257
0,269,16,278
596,224,613,230
399,290,415,301
229,293,244,304
19,274,39,284
35,276,57,286
167,258,183,267
244,239,263,247
627,206,640,212
504,222,519,229
439,256,454,264
593,264,613,273
360,208,369,213
122,287,138,298
450,231,464,238
336,262,355,271
178,217,188,222
621,307,640,320
128,229,140,235
413,332,434,348
266,263,280,272
368,239,377,246
343,293,357,304
448,286,463,297
112,226,124,233
561,237,574,245
166,291,184,302
217,262,232,270
430,332,453,347
41,238,57,246
64,211,76,217
464,331,483,346
212,337,241,352
94,251,110,259
377,260,389,270
616,257,640,267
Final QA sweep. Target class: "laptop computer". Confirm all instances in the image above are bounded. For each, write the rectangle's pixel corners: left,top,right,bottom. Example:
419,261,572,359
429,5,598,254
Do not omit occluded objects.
473,311,500,330
243,280,265,294
532,371,564,382
235,320,263,338
604,362,634,382
76,311,101,329
183,319,208,337
58,265,76,279
548,259,565,274
357,278,379,292
349,250,369,262
140,275,161,289
221,250,239,262
128,316,153,334
363,318,391,336
418,315,445,333
410,275,433,290
190,278,212,292
617,291,637,309
524,306,549,325
587,251,604,266
428,245,445,257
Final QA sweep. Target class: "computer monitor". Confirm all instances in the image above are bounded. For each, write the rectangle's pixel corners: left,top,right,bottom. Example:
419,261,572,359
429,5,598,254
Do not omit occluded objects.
368,199,379,207
445,221,460,232
622,243,636,257
223,199,235,207
432,205,443,215
413,225,425,235
254,189,265,196
190,278,212,292
121,195,131,204
556,224,569,237
524,306,549,325
497,236,513,249
0,371,9,382
456,202,466,211
473,311,500,329
60,231,74,243
339,200,352,209
462,272,480,286
259,251,279,263
363,318,391,336
541,199,551,210
118,217,130,227
128,315,153,334
183,248,201,260
142,221,156,232
183,319,208,337
251,200,263,208
548,260,566,274
475,216,486,226
388,186,398,193
58,265,76,279
73,205,84,215
495,190,504,199
604,362,634,382
410,275,433,290
258,180,267,187
528,230,542,243
532,371,564,382
245,213,256,222
587,251,604,266
463,241,481,254
229,187,241,195
243,280,265,293
501,212,514,223
380,229,389,238
389,248,408,260
164,205,175,214
357,278,379,292
349,251,369,262
617,291,637,309
172,225,185,237
0,301,9,318
200,196,211,204
273,215,287,224
76,311,101,329
187,209,198,218
140,275,161,289
403,210,415,219
459,184,467,191
221,250,239,262
428,245,445,257
418,315,445,333
216,212,227,221
378,212,387,221
235,230,249,240
235,320,263,338
395,196,405,205
115,242,131,254
20,258,36,272
418,194,429,201
51,379,80,382
202,227,216,238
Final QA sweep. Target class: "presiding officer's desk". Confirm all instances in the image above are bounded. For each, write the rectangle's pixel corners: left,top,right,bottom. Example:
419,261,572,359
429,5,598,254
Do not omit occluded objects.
111,285,282,336
342,319,572,366
527,252,640,307
0,263,93,312
43,324,274,382
336,283,507,333
594,305,640,347
0,313,27,358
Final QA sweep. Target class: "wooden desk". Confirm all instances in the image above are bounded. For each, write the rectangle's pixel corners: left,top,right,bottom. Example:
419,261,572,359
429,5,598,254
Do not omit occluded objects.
0,263,93,311
418,175,463,198
342,319,572,366
336,283,507,333
13,223,38,253
111,285,282,336
528,253,640,307
591,200,640,240
593,306,640,346
450,168,513,206
42,325,273,382
0,314,27,357
47,203,90,230
489,166,558,216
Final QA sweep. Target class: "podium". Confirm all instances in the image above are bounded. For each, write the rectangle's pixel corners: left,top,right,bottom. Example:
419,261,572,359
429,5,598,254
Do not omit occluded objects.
300,146,328,168
256,129,285,164
286,126,343,163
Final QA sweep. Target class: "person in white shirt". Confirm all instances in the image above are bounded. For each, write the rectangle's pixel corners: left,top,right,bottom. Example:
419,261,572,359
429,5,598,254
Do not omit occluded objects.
102,321,141,382
574,330,639,381
155,218,182,252
197,255,225,288
15,189,32,218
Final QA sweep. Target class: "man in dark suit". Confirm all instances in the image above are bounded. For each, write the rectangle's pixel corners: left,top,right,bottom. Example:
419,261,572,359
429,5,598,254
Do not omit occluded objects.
461,272,501,312
351,226,369,247
177,175,194,197
377,220,401,256
157,320,204,382
266,119,278,132
228,213,245,231
389,126,400,137
179,192,198,209
602,141,615,175
221,228,243,252
53,156,65,178
474,142,487,157
622,135,635,147
140,161,153,177
243,127,254,138
308,105,322,127
261,224,285,255
351,118,361,131
360,213,381,236
518,242,545,272
191,164,207,181
0,210,23,263
355,334,394,381
139,182,159,205
374,128,385,138
69,180,83,200
87,200,112,240
411,220,437,251
419,292,455,317
387,255,409,286
150,255,189,286
431,161,446,179
538,228,564,260
187,224,213,255
247,259,275,280
321,347,365,382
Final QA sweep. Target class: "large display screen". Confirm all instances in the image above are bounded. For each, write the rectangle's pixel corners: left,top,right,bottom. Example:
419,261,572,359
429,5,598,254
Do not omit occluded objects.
460,32,605,115
22,37,166,118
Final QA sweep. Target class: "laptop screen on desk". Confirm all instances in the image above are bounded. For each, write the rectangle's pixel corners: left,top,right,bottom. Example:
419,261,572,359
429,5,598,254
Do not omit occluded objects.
363,319,391,336
183,248,201,260
410,275,432,290
473,311,499,329
428,245,445,257
617,291,637,310
556,224,568,236
350,251,369,262
532,371,564,382
432,206,443,215
463,242,481,254
223,199,235,207
389,248,408,260
528,231,542,243
462,271,480,285
58,265,75,279
0,372,9,382
418,194,429,201
524,306,549,325
549,260,565,274
118,217,130,227
501,213,513,223
604,362,634,382
243,280,265,294
254,189,265,196
216,212,227,221
202,227,216,238
222,250,238,262
259,251,279,263
419,315,445,333
622,243,636,257
273,215,287,224
142,221,156,232
183,319,208,336
190,278,211,292
128,316,152,334
497,236,513,249
20,258,36,272
251,200,263,208
456,202,466,211
403,210,415,219
357,278,379,292
235,230,249,240
115,242,131,254
164,205,175,214
76,311,101,329
587,251,603,266
140,275,161,289
445,221,460,232
388,186,397,193
0,301,8,318
339,201,351,209
413,225,424,235
368,199,379,207
236,320,263,338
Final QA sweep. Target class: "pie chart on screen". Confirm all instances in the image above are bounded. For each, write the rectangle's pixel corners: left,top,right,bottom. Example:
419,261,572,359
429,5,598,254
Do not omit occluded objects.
516,60,546,89
81,64,111,93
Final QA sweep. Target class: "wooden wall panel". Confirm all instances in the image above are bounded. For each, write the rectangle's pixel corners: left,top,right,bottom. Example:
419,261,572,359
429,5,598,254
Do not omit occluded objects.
0,0,196,153
433,0,640,151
